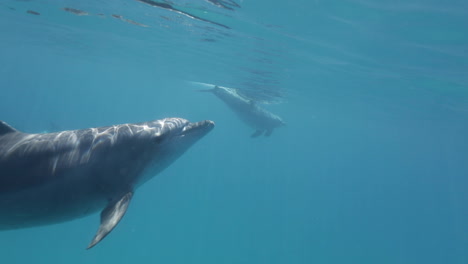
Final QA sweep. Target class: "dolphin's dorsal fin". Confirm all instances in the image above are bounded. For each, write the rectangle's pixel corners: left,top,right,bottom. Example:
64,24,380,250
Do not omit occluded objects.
87,192,133,249
0,121,18,135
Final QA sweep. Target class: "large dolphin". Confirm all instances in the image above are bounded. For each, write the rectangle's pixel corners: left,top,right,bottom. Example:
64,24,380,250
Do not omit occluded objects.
0,118,214,249
195,82,285,137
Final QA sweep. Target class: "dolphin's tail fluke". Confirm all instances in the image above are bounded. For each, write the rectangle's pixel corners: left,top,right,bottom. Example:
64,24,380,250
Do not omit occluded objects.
196,89,215,93
189,81,220,93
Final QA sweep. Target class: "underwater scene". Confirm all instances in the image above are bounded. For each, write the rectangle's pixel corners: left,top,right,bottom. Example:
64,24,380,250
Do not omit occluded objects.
0,0,467,263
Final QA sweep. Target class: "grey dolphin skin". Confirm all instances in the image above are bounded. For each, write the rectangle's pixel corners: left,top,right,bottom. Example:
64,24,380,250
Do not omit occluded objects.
0,118,214,249
198,84,284,137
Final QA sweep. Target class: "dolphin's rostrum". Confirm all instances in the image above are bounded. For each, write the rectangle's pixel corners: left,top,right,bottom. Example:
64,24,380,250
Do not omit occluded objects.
0,118,214,249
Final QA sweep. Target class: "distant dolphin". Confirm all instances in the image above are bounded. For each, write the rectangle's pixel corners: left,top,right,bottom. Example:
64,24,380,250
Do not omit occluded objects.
0,118,214,249
194,82,285,137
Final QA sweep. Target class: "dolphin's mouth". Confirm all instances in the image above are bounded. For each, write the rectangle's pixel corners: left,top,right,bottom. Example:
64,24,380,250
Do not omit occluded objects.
181,120,215,136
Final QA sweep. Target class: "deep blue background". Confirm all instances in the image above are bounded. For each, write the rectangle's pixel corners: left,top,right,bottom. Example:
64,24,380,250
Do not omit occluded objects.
1,0,467,263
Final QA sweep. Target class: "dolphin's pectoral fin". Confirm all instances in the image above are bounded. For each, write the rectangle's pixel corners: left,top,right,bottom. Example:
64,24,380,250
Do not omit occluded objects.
265,129,273,137
87,192,133,249
251,130,264,138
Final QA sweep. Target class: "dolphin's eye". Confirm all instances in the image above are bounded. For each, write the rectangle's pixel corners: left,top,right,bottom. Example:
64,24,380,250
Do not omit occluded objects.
154,134,167,144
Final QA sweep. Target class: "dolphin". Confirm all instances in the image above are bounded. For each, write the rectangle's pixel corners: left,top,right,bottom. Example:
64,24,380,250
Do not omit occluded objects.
0,118,214,249
195,83,285,137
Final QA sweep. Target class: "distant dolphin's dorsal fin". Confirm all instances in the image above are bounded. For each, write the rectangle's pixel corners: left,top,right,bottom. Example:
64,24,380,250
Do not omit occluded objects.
0,121,18,135
87,192,133,249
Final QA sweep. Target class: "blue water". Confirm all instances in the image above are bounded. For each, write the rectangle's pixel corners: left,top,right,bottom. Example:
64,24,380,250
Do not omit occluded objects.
1,0,467,263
